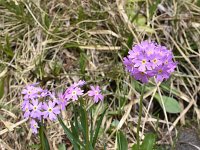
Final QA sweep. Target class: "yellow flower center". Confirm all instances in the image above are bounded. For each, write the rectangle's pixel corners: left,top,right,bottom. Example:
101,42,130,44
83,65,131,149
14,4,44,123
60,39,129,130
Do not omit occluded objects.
72,91,76,95
33,106,37,110
159,52,163,56
158,69,163,74
142,59,146,64
95,91,98,95
48,108,52,112
135,52,139,56
28,91,32,94
140,72,145,75
153,58,157,63
147,50,153,55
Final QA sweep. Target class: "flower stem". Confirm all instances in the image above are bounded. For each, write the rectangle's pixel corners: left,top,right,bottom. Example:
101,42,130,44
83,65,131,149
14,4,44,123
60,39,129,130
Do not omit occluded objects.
136,84,145,150
39,122,45,150
39,121,50,150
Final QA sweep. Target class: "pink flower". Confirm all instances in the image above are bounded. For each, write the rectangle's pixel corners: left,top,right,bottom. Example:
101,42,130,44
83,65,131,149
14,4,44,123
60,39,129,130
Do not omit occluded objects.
43,101,60,121
22,102,32,119
65,87,84,101
30,99,42,119
30,119,39,134
88,86,104,103
72,80,86,88
22,85,42,100
57,93,68,110
123,40,177,83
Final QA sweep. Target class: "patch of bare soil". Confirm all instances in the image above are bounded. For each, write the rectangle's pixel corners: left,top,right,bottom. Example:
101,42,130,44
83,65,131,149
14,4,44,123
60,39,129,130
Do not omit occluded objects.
176,128,200,150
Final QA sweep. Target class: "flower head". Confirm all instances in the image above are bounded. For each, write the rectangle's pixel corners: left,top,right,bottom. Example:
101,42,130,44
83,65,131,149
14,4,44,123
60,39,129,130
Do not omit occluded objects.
57,93,68,110
22,84,42,100
22,102,32,119
30,119,39,134
43,101,60,121
30,99,43,119
65,86,84,101
88,86,104,103
72,80,86,88
123,41,177,83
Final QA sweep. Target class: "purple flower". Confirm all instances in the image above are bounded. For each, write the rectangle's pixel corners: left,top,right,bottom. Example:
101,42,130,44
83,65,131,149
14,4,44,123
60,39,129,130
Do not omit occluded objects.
22,85,42,100
40,89,49,98
30,99,42,119
30,119,39,134
88,86,104,103
22,102,32,119
133,54,152,72
149,53,162,69
131,70,150,84
65,86,84,101
153,65,170,82
123,41,177,83
123,57,134,72
21,100,30,110
72,80,86,87
57,93,68,110
43,101,60,121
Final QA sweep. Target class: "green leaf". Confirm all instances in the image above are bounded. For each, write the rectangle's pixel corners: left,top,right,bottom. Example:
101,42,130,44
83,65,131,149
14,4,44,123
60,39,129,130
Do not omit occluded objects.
0,78,4,99
134,14,146,26
70,121,82,146
155,94,181,113
116,131,128,150
79,105,88,141
79,104,93,150
92,107,107,148
58,116,81,149
58,143,66,150
149,0,161,19
132,144,138,150
38,124,50,150
51,61,62,76
141,133,156,150
0,35,14,59
5,35,14,58
111,119,120,128
44,14,51,29
28,144,41,149
79,52,86,75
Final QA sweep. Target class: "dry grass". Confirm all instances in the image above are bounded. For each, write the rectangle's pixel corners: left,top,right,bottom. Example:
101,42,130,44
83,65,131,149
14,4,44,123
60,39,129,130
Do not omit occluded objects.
0,0,200,149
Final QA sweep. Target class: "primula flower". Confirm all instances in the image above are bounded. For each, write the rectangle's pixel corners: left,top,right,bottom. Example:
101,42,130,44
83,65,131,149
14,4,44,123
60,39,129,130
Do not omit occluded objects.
133,54,152,72
88,86,104,103
57,93,68,110
151,65,170,82
30,99,43,119
40,90,49,98
22,85,42,100
30,119,39,134
65,86,84,101
22,102,32,119
43,101,60,121
21,100,30,109
131,69,150,84
123,41,177,83
72,80,86,87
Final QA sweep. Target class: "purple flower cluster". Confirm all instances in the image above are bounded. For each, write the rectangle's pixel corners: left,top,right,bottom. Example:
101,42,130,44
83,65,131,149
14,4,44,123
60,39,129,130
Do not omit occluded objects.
21,84,60,134
63,80,104,104
21,81,104,134
88,86,104,103
123,41,177,83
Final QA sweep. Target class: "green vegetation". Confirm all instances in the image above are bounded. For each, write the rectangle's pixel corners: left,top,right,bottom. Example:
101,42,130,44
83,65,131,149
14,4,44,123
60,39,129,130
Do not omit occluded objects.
0,0,200,149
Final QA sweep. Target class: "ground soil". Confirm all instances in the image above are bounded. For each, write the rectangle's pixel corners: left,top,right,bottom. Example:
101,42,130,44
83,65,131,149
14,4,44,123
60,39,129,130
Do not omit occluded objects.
176,128,200,150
